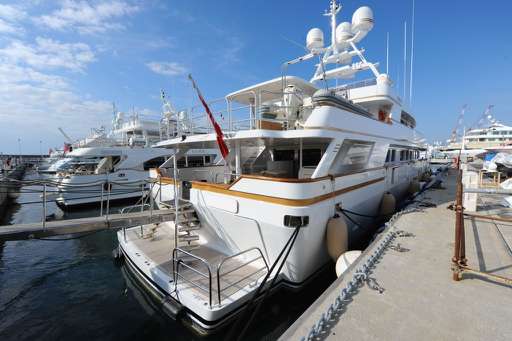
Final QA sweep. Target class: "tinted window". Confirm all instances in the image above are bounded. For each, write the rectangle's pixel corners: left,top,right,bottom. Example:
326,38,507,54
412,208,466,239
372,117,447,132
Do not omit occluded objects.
329,140,374,175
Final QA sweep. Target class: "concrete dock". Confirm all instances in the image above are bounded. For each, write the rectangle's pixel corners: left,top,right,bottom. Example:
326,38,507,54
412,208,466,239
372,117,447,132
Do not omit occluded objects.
281,169,512,340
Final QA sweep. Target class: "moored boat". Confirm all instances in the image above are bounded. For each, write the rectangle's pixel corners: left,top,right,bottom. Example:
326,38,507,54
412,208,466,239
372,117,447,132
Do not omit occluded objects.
118,1,429,334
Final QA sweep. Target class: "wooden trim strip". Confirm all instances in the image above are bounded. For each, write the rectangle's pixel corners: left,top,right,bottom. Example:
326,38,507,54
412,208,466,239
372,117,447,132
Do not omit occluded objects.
191,177,385,207
229,174,333,185
159,177,176,184
228,166,385,188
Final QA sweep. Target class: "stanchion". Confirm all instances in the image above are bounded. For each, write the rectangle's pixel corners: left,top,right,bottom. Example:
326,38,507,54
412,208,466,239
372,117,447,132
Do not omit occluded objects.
42,183,47,229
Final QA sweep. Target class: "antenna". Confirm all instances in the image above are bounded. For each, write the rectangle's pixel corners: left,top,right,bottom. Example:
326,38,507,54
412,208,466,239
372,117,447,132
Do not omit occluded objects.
409,0,415,105
281,35,308,52
403,21,407,102
386,32,389,74
324,0,341,53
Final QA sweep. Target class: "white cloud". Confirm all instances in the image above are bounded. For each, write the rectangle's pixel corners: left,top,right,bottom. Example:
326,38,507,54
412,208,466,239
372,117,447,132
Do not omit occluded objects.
0,4,27,35
146,61,188,76
36,0,139,34
221,37,244,65
0,4,27,21
0,62,113,142
0,37,95,72
0,18,19,34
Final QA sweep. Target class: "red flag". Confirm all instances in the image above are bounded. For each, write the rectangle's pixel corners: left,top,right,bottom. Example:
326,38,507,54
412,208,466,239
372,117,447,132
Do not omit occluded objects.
188,74,229,159
63,143,71,154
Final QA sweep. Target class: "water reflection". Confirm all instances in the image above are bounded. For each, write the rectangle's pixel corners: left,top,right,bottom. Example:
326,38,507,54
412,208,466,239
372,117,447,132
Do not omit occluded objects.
0,171,335,341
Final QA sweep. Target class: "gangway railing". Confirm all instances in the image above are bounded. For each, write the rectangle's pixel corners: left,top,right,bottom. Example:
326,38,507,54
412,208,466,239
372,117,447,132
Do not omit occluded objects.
2,176,161,240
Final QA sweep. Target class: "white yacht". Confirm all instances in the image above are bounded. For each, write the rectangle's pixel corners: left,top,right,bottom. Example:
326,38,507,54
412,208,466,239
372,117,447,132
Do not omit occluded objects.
117,1,428,334
55,146,172,208
37,149,65,174
441,107,510,156
55,103,222,208
54,108,176,208
464,122,512,149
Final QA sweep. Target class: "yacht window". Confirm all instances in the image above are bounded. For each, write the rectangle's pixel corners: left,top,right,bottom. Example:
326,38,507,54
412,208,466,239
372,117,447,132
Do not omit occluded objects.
391,150,396,162
302,149,322,167
273,149,295,161
385,150,391,163
95,156,120,174
329,140,374,175
400,150,405,161
177,155,213,168
143,156,166,170
189,156,210,167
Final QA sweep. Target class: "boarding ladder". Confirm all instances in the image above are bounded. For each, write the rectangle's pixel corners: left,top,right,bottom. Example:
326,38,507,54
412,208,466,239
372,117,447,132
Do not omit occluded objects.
173,200,201,250
158,154,203,250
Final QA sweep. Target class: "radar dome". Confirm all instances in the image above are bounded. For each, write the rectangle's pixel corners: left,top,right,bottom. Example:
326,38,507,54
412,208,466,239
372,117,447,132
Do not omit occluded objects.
352,6,374,33
306,28,324,51
336,22,354,43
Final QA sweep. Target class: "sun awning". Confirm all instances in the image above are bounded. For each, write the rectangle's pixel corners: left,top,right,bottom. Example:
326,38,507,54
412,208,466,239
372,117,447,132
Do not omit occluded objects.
225,76,318,105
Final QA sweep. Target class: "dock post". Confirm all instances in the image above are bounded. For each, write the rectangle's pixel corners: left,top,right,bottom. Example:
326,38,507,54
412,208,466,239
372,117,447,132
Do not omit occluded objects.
452,168,466,280
42,183,47,229
100,183,104,216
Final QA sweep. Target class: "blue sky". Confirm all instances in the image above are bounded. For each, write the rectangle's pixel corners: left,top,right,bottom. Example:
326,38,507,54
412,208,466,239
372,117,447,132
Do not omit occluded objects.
0,0,510,154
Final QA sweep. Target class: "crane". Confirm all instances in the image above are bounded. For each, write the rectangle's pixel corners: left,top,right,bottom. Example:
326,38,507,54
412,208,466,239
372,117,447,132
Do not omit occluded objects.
448,105,467,144
471,105,496,130
58,127,74,144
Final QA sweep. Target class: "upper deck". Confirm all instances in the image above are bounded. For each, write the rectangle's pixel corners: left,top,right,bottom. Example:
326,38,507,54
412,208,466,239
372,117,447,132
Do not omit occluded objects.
155,74,420,150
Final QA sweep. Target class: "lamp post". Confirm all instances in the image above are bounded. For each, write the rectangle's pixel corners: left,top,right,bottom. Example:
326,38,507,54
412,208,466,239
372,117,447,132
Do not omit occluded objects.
17,138,22,164
39,140,43,167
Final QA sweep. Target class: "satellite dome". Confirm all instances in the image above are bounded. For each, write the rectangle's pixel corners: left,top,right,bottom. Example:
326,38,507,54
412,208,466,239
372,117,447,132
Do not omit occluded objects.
352,6,374,33
306,28,324,51
336,22,354,44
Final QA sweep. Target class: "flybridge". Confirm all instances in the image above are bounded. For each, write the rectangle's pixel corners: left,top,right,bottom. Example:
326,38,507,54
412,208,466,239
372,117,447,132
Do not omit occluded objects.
284,1,380,83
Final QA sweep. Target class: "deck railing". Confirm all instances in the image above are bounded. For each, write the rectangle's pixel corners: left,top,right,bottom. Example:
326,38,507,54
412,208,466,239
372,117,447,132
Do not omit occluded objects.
158,88,310,138
172,246,269,308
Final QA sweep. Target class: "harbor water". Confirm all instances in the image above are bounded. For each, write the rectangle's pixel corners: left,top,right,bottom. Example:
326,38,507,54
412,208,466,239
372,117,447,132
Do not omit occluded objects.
0,171,334,340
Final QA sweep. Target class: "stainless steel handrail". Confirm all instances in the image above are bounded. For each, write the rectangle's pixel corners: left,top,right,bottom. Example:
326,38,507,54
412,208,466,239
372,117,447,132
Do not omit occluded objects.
172,247,213,307
216,247,269,305
218,267,268,301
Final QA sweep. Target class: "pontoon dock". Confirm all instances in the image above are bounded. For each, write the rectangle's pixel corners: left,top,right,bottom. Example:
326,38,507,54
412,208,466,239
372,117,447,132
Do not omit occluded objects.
281,169,512,340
